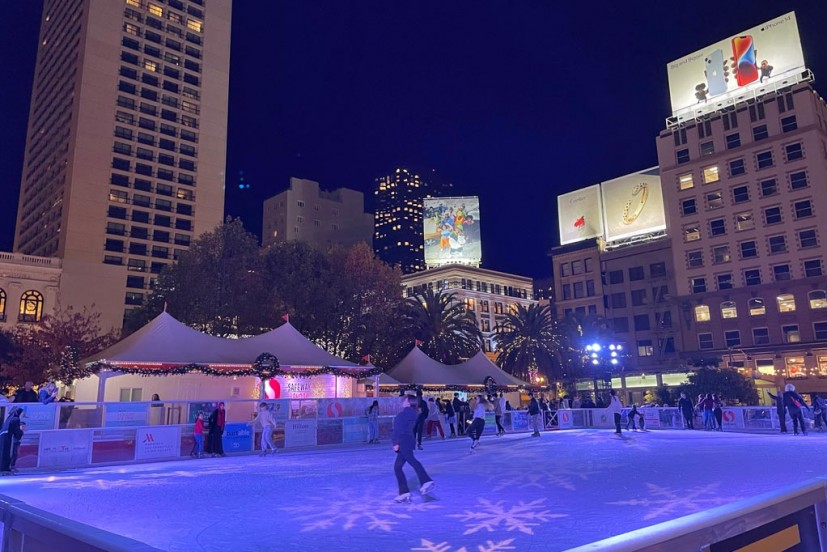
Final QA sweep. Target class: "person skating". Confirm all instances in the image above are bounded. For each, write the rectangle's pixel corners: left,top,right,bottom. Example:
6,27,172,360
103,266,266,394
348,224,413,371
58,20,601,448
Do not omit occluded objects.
767,390,788,433
452,393,465,435
713,394,724,431
678,393,694,429
208,402,226,457
191,412,205,458
811,394,827,432
468,395,488,452
607,390,623,434
700,394,715,430
0,407,24,473
783,384,810,435
528,392,542,437
626,404,639,431
443,398,457,437
366,400,380,443
250,402,278,455
392,395,435,503
425,397,445,439
494,392,506,436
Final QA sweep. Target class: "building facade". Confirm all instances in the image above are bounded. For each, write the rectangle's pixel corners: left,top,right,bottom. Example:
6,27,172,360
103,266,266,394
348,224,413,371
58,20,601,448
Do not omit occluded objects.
373,168,451,274
262,178,374,250
657,83,827,392
401,265,535,356
13,0,232,330
0,253,62,331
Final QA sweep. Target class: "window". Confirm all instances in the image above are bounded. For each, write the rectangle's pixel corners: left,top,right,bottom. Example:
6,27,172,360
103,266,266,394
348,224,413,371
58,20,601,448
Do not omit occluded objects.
134,179,151,192
744,269,761,286
782,325,800,343
610,293,626,309
113,142,132,155
815,322,827,341
764,206,782,225
703,166,719,184
698,333,714,350
676,149,690,164
560,263,571,277
804,259,823,278
608,270,624,284
773,264,792,281
573,282,584,299
789,171,808,190
706,191,724,210
721,301,738,319
571,260,583,275
694,305,711,322
634,315,650,331
586,280,595,297
794,200,813,219
112,157,130,171
777,294,796,312
756,150,774,169
585,258,594,273
781,115,798,133
724,330,741,347
726,133,741,149
691,277,706,294
684,225,700,242
748,298,766,316
631,289,647,306
109,189,128,204
729,159,746,176
629,267,644,281
656,310,673,328
760,178,778,197
187,19,203,32
753,328,770,345
752,124,768,141
735,212,754,231
650,262,666,278
131,226,148,240
809,290,827,309
728,186,749,206
678,173,694,190
712,245,731,264
687,250,704,268
105,238,124,252
637,340,654,357
681,198,697,215
562,284,571,300
716,273,733,290
700,141,714,156
612,317,629,333
709,218,726,236
785,143,803,161
768,235,787,254
18,291,43,322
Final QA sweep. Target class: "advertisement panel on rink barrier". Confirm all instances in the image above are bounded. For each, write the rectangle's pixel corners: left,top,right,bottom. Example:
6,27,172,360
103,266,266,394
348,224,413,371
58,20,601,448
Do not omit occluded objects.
222,423,254,453
285,419,317,448
16,404,57,431
423,196,481,268
38,430,92,468
319,398,372,419
642,408,661,429
558,185,602,245
600,168,665,243
667,12,805,117
104,402,148,427
721,407,744,430
134,426,179,460
557,410,574,429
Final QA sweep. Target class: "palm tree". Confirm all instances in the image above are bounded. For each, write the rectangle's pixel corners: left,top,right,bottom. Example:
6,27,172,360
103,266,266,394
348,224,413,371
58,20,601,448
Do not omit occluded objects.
494,303,559,382
402,288,482,364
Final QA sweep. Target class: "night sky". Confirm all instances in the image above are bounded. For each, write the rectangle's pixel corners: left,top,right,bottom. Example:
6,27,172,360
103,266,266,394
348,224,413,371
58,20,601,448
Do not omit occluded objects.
2,1,826,278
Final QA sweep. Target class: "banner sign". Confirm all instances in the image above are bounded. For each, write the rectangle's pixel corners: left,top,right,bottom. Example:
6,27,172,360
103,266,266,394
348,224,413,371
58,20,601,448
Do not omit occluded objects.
105,403,148,428
508,411,529,431
343,417,368,444
284,420,317,448
643,408,661,429
38,430,92,468
16,404,57,431
558,410,574,429
600,169,665,243
135,426,179,460
423,196,482,268
222,422,253,453
558,185,602,245
721,407,744,429
317,419,343,446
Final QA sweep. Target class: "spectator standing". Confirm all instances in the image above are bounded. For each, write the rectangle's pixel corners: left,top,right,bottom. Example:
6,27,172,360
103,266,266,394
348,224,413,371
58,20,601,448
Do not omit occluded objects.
783,384,810,435
607,390,623,434
150,393,164,425
10,421,25,473
207,402,226,457
528,392,542,437
12,382,37,403
38,382,58,404
700,394,715,430
392,395,435,503
366,400,380,444
58,392,75,429
0,408,24,474
713,395,724,431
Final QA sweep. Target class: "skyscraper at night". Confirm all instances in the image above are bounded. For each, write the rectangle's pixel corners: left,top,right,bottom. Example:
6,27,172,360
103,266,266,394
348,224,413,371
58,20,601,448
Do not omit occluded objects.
373,168,451,274
13,0,231,329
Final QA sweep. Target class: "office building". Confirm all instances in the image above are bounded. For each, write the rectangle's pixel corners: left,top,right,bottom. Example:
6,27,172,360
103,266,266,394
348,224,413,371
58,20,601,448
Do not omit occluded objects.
13,0,232,330
262,178,373,250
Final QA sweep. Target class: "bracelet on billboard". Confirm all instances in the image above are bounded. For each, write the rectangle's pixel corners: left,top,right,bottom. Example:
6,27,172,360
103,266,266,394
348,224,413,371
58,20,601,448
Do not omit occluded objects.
622,183,648,224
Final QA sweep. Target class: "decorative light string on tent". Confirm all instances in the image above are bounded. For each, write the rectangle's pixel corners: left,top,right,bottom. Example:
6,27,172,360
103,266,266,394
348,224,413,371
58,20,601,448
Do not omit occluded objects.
59,345,84,381
365,383,536,393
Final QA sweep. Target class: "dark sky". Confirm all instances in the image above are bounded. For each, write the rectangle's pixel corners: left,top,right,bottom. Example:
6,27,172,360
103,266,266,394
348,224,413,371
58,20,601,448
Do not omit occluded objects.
2,1,826,279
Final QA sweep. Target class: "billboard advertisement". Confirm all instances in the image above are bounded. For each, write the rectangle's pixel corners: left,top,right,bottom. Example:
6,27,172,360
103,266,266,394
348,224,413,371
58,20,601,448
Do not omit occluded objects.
667,12,805,116
557,185,602,246
600,168,665,242
423,197,481,268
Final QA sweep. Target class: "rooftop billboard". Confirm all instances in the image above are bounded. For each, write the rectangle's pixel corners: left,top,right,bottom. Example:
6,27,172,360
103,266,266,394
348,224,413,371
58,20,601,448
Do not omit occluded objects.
423,197,481,268
601,168,665,243
557,185,603,246
667,12,805,117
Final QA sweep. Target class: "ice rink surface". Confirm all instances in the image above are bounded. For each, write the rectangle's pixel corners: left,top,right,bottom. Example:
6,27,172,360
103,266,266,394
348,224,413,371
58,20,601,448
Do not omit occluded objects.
1,429,825,551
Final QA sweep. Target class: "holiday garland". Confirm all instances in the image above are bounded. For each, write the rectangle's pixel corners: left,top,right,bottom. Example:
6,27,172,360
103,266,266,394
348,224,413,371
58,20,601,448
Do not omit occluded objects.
364,382,536,393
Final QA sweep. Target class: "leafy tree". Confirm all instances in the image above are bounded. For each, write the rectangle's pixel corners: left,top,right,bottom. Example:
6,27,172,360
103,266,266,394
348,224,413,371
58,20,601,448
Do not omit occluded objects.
676,367,759,405
401,288,482,364
645,386,677,406
494,303,558,382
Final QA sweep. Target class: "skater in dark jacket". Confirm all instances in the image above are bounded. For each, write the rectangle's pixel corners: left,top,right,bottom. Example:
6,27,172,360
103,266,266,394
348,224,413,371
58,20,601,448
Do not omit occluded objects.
413,391,428,450
528,393,542,437
678,393,694,429
783,384,810,435
767,390,788,433
0,408,24,473
626,404,639,431
392,395,434,503
452,394,465,435
208,402,226,457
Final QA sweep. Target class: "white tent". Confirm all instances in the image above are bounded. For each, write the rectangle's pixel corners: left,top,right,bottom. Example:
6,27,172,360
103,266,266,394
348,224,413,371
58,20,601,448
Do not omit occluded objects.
455,351,529,387
386,347,529,388
233,323,357,369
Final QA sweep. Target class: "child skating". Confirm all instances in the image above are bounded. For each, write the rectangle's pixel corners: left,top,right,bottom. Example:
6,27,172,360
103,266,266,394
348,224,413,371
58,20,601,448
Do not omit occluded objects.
392,395,435,503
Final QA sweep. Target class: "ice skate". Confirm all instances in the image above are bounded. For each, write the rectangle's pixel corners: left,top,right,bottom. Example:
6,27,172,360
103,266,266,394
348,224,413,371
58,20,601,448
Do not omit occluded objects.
417,444,423,451
394,492,412,503
420,481,435,495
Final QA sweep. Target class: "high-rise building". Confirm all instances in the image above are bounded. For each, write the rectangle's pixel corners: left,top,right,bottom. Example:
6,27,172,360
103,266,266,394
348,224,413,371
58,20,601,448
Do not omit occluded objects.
262,178,374,250
13,0,232,330
373,168,451,274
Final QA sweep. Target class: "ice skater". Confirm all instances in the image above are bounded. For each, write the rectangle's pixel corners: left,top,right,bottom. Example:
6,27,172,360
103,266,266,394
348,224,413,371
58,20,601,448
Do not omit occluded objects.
414,390,428,450
208,402,226,457
392,395,435,503
528,392,542,437
607,390,623,434
443,398,457,437
783,384,810,435
367,400,380,443
0,407,24,474
494,392,506,436
626,404,639,431
468,395,488,452
678,392,694,429
250,402,277,455
713,395,724,431
191,412,205,458
767,389,787,433
425,397,445,439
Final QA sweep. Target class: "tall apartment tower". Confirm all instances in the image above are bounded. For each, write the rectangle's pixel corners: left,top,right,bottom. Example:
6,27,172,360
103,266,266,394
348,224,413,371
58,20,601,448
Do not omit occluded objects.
657,83,827,388
373,168,451,274
13,0,231,330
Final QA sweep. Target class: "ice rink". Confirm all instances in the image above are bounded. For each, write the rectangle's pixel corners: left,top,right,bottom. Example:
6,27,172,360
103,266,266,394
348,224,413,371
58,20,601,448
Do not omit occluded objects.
0,428,824,551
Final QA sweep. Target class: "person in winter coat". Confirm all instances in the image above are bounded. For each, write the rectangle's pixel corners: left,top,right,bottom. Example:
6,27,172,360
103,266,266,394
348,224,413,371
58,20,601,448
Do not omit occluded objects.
191,413,205,458
38,382,58,405
413,391,428,450
392,395,434,503
366,400,380,443
425,398,445,439
208,402,226,457
250,402,277,455
528,392,542,437
452,393,465,435
626,404,639,431
811,393,827,432
607,390,623,434
494,392,506,436
678,392,694,429
713,395,724,431
468,395,488,452
443,398,457,437
0,408,24,473
783,384,810,435
767,390,788,433
700,394,715,430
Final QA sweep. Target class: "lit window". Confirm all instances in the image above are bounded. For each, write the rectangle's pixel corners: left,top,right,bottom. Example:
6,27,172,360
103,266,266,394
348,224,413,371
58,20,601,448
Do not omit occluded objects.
777,294,796,313
721,301,738,319
684,225,700,242
703,166,719,184
782,325,800,343
148,3,163,17
187,19,203,32
748,298,766,316
0,288,5,320
786,356,806,377
678,173,694,190
126,0,141,7
144,60,158,72
694,305,710,322
18,290,44,322
712,245,730,264
735,212,754,231
809,290,827,309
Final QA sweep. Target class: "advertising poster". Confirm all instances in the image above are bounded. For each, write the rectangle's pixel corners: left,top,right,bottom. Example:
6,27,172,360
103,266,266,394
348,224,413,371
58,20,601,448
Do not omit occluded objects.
423,196,482,268
267,400,290,423
721,408,744,430
285,419,317,448
557,410,574,429
134,426,179,460
600,168,665,243
319,398,372,419
16,404,57,431
508,411,529,431
343,417,368,444
667,12,805,116
91,429,136,464
104,403,148,428
558,185,603,245
483,412,496,434
643,408,661,429
593,410,615,429
290,400,317,419
222,422,254,453
188,402,219,424
38,430,92,468
316,419,343,446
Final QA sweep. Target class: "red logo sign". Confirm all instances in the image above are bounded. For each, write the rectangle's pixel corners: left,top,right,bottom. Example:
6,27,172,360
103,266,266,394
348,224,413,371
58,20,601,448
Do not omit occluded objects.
574,216,585,229
562,412,570,422
326,402,343,417
723,410,735,422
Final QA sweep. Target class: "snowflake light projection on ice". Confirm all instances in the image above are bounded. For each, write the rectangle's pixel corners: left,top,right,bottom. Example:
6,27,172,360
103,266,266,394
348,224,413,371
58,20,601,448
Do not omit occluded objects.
279,486,442,532
412,538,516,552
448,497,566,535
607,482,738,520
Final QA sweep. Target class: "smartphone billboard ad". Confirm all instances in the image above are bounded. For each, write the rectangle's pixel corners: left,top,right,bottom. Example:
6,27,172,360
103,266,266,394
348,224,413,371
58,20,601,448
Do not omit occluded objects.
667,12,805,116
423,197,481,267
600,168,665,243
557,185,602,246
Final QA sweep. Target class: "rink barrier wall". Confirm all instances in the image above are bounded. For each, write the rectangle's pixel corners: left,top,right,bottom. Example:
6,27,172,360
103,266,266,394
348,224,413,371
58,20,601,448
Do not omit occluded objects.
0,493,162,551
0,400,801,471
565,477,827,551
